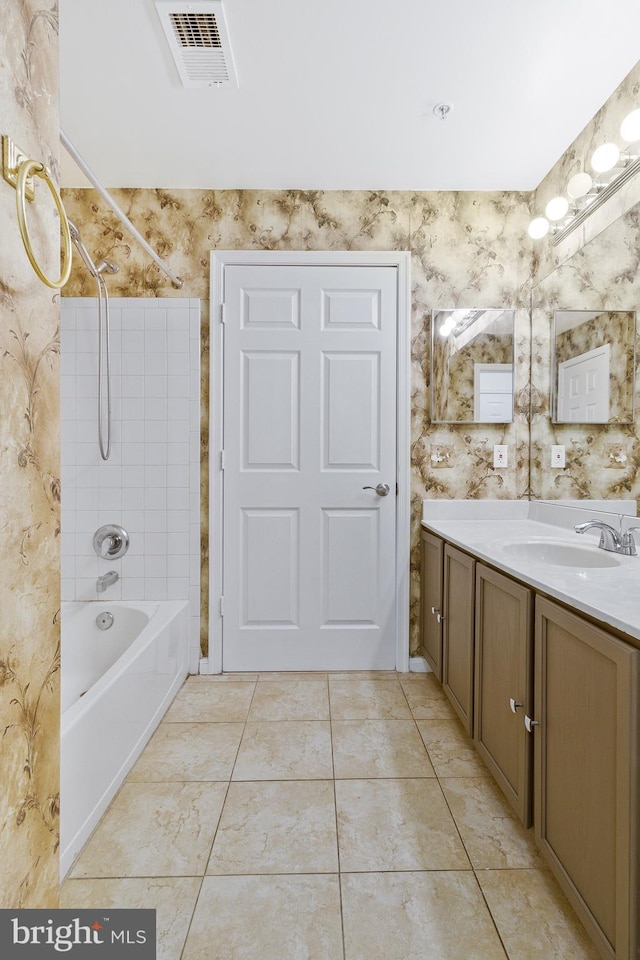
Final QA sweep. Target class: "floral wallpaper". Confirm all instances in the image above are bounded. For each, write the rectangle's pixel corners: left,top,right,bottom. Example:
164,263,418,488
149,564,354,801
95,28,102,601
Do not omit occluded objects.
554,311,634,424
61,188,532,655
0,0,60,907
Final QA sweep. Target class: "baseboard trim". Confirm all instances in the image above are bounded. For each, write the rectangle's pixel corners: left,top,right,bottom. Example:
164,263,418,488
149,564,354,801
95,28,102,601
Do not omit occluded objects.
409,656,431,673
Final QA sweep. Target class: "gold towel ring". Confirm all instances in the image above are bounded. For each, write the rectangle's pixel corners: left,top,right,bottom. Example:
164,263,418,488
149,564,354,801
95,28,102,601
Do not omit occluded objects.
16,159,72,289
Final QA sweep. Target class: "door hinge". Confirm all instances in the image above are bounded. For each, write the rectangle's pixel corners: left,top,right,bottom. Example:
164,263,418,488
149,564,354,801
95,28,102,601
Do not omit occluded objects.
220,302,226,324
219,596,224,617
220,450,225,470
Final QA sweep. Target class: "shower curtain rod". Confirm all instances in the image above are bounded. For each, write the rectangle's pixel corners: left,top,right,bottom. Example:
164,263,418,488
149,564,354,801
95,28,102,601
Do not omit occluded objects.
59,131,184,289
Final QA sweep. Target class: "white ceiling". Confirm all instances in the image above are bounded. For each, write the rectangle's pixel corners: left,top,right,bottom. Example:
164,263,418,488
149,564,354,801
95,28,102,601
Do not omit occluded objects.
59,0,640,191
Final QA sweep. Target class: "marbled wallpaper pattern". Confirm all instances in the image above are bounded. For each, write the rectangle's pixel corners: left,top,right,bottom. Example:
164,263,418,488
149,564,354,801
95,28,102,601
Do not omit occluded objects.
0,0,60,907
61,188,533,655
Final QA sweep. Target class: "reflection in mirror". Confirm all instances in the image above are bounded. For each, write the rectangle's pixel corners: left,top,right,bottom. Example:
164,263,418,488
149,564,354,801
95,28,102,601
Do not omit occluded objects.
552,310,636,424
431,309,515,423
530,197,640,514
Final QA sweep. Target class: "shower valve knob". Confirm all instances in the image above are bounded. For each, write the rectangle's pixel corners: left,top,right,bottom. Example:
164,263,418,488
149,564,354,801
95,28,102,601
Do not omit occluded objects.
93,524,129,560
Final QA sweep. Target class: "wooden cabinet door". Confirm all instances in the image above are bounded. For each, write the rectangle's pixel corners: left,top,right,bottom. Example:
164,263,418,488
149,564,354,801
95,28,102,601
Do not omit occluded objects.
420,530,444,679
534,597,639,960
442,545,475,735
474,564,533,826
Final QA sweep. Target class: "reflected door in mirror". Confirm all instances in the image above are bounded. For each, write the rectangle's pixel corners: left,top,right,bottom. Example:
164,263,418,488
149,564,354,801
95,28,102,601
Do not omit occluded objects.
553,311,635,424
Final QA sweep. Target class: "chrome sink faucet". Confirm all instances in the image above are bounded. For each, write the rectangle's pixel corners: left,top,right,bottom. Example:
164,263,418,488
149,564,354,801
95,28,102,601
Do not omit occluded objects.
96,570,119,593
574,520,623,553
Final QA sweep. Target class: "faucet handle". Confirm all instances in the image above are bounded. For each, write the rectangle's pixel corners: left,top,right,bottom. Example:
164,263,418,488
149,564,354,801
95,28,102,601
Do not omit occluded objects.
93,524,129,560
621,526,640,556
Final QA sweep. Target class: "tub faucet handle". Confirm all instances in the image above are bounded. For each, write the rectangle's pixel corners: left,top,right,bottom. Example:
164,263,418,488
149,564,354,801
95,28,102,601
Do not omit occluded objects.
93,524,129,560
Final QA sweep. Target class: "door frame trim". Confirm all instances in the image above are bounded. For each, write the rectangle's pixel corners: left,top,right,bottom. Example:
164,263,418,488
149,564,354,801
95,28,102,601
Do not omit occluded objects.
205,250,411,674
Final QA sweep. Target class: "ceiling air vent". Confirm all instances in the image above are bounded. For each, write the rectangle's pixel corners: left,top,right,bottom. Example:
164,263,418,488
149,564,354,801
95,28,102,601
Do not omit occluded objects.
155,1,238,88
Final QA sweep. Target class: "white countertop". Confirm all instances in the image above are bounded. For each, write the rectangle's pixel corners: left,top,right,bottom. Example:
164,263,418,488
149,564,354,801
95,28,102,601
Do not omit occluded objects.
421,500,640,644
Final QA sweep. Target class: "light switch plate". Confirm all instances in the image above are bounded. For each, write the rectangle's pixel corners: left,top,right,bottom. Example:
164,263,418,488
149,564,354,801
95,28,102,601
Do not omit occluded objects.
551,445,565,468
493,444,508,468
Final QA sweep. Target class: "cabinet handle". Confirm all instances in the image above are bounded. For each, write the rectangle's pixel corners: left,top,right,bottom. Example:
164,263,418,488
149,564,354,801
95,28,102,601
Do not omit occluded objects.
431,606,439,616
436,612,445,623
524,715,539,733
509,698,523,714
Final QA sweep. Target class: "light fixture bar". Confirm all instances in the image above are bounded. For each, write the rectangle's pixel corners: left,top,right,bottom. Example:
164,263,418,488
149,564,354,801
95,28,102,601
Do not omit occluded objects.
552,155,640,245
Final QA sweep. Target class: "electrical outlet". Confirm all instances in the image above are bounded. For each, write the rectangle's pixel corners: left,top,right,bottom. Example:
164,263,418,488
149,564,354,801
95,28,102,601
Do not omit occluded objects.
493,445,508,468
551,445,565,468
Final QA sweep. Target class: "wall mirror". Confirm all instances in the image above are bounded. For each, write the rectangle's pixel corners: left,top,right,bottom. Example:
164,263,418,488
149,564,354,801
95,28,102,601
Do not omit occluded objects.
431,309,515,423
530,197,640,514
552,310,636,424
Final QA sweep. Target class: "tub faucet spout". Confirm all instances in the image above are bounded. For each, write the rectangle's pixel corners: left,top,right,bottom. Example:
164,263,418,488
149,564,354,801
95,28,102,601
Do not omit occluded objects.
96,570,119,593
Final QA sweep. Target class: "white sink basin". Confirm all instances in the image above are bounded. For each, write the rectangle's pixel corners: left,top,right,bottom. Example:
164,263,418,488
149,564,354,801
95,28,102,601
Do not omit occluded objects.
499,540,622,568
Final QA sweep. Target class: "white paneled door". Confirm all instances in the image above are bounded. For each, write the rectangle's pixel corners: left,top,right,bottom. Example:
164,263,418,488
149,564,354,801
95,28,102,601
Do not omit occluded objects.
221,262,399,671
557,345,611,422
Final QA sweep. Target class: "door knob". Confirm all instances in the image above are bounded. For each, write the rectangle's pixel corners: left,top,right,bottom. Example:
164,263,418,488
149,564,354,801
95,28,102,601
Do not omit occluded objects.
362,483,391,497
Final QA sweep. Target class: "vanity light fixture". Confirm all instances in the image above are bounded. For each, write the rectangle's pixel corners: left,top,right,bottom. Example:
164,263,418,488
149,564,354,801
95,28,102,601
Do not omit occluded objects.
545,196,569,221
528,105,640,245
620,108,640,142
591,142,621,173
566,171,593,199
527,216,550,239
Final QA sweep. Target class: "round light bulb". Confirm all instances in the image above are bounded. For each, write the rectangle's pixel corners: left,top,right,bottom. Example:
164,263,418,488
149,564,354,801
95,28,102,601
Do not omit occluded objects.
439,322,452,337
620,108,640,143
591,142,620,173
545,196,569,221
527,217,550,240
567,172,593,199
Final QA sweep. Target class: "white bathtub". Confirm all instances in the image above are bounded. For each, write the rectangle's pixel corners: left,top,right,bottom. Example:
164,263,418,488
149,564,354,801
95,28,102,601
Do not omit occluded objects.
60,600,190,878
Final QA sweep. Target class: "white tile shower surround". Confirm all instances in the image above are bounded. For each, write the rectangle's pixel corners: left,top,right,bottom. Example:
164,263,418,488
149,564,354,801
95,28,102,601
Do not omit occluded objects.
62,673,601,960
60,298,200,657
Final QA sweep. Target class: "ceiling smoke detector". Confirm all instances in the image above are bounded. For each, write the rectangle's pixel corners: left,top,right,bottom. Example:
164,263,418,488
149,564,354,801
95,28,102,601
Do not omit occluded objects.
433,103,453,120
155,0,238,88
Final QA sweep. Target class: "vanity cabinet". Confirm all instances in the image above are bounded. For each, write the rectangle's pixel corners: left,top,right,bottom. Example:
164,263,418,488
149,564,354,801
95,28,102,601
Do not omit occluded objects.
420,530,444,679
442,544,475,735
474,564,533,826
533,597,639,960
419,526,640,960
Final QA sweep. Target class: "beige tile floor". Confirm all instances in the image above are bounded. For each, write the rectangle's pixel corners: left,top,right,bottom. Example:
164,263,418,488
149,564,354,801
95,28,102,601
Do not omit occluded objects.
62,672,601,960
